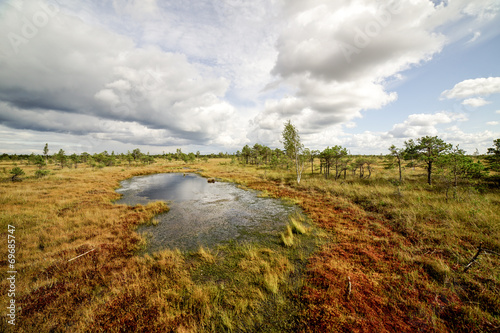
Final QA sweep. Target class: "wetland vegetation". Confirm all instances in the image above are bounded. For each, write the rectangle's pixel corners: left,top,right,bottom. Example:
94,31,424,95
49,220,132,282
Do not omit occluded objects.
0,136,499,332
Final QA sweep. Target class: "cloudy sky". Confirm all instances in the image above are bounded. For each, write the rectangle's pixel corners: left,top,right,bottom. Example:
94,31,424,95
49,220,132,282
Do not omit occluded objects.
0,0,499,155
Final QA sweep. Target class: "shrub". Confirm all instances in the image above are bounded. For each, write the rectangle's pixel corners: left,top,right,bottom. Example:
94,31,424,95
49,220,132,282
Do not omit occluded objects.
35,169,50,178
10,166,25,181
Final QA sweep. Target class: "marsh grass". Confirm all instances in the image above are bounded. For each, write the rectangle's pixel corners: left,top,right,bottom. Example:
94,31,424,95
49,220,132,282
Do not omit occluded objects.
0,160,318,332
280,225,295,247
0,158,498,332
289,211,308,235
198,159,499,331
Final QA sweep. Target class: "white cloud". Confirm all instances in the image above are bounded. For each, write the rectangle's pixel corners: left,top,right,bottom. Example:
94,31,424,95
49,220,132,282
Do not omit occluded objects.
0,0,499,155
487,121,499,126
271,1,446,82
462,97,492,107
388,112,468,138
441,77,500,100
113,0,160,20
0,0,248,149
467,31,481,43
251,0,495,145
462,0,500,21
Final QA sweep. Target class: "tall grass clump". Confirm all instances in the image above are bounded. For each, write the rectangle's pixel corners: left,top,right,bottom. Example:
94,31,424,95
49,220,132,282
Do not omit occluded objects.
280,225,294,247
289,212,308,235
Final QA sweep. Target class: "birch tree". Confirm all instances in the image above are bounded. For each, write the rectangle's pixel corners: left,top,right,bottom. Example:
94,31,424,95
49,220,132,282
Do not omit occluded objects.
281,120,305,184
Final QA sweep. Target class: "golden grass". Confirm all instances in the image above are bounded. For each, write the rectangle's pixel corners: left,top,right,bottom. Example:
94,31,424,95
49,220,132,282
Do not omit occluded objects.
288,212,308,235
0,159,311,332
280,225,295,247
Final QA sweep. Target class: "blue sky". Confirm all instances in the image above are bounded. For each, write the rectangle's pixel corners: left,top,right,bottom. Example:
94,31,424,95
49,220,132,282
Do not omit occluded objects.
0,0,499,155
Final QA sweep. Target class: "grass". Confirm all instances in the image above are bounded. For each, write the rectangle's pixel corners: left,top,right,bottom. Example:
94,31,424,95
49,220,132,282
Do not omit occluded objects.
288,211,308,235
0,157,498,332
280,225,295,247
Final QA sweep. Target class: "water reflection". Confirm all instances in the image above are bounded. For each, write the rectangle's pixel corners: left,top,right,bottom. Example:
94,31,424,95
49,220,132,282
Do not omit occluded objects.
115,173,299,252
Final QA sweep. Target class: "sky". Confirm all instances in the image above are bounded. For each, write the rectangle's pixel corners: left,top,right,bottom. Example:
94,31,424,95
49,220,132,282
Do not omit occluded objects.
0,0,499,155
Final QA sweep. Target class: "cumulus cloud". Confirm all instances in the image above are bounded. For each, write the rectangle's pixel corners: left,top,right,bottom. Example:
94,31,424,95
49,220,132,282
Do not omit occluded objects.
441,77,500,100
388,112,467,138
251,0,483,145
461,97,492,107
0,0,498,154
0,0,245,149
271,1,445,82
487,121,499,126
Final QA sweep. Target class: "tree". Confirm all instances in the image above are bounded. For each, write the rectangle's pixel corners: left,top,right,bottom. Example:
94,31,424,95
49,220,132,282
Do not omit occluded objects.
332,146,348,179
81,152,90,164
309,149,319,174
10,167,25,181
43,143,49,163
320,146,348,179
70,153,80,169
389,145,405,182
320,147,334,179
241,145,251,164
486,138,500,172
407,136,451,185
444,145,485,186
281,120,305,184
33,155,46,170
56,149,66,169
132,148,142,161
126,151,134,166
403,139,419,170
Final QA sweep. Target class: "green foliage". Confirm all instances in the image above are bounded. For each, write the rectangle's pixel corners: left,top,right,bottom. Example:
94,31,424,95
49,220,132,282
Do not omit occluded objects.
10,166,25,181
132,148,142,161
43,143,49,158
31,154,47,169
35,169,50,178
388,145,405,182
56,149,66,168
93,151,115,167
486,138,500,171
406,136,452,185
436,145,486,187
320,146,349,179
282,120,305,184
70,153,80,168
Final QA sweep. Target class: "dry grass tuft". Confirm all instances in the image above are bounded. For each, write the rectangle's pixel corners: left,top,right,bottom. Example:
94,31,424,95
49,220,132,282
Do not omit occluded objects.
280,225,295,247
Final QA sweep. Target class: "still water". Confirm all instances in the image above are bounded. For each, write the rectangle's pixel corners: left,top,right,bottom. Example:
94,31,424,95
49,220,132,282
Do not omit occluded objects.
115,173,300,252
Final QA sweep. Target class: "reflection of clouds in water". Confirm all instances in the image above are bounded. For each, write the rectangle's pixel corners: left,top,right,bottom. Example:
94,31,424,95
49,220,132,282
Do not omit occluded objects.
115,173,299,251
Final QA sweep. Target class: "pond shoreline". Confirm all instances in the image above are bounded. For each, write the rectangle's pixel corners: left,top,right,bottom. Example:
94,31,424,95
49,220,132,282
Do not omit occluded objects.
114,172,308,252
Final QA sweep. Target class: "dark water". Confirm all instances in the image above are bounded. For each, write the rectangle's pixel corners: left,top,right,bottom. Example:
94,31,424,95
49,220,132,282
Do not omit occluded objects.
115,173,300,252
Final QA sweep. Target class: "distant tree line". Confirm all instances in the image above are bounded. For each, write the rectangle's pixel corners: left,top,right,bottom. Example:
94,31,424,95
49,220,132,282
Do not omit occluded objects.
1,146,232,181
235,121,499,187
1,132,499,187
